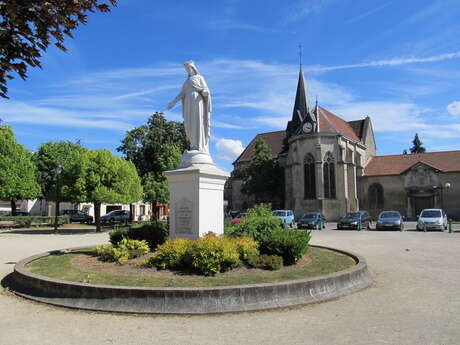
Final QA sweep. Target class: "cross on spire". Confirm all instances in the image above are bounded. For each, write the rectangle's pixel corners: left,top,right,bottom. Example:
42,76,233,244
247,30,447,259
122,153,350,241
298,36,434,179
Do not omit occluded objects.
298,43,303,66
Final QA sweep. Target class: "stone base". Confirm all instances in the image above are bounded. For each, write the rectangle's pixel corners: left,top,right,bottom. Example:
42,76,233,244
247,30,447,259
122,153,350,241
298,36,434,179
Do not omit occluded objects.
180,150,214,168
164,162,229,240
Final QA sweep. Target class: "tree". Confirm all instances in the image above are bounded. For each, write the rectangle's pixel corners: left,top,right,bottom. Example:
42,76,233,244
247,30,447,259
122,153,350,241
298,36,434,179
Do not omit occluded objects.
33,141,87,227
0,125,40,214
410,133,426,154
0,0,117,98
241,139,284,205
74,149,143,231
117,112,188,207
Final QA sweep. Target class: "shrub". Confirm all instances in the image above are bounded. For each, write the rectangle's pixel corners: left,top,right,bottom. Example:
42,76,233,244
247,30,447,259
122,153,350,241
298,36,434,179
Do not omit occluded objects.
109,228,128,245
234,237,259,263
151,233,255,276
189,233,241,276
95,238,149,264
258,229,311,265
96,244,129,263
149,238,193,270
126,220,168,250
227,204,283,241
247,253,283,270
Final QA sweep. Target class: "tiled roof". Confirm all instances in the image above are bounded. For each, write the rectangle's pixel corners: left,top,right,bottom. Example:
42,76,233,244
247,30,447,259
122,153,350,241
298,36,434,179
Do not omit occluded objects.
364,151,460,176
318,106,361,142
234,130,285,164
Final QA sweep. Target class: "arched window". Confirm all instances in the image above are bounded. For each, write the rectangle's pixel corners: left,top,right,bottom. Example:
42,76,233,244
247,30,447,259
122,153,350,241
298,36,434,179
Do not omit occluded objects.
368,183,384,209
304,154,316,199
323,152,336,199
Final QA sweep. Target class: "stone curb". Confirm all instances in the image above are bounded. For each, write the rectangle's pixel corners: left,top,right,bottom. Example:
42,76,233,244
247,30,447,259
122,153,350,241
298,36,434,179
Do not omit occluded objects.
10,245,373,314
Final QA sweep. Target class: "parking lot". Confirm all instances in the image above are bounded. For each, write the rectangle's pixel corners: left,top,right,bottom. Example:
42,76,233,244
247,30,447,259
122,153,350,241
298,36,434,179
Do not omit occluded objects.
1,225,460,345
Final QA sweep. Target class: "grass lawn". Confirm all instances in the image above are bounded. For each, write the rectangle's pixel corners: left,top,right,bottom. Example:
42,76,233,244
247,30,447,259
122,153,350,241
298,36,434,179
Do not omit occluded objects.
27,247,356,288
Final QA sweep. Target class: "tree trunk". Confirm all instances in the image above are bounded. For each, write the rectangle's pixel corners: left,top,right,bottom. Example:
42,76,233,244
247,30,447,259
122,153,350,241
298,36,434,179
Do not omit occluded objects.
95,203,101,232
54,201,60,233
10,199,17,216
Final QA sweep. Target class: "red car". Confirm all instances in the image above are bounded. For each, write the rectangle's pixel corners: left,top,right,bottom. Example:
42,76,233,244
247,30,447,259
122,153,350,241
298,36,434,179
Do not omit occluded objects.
231,212,248,224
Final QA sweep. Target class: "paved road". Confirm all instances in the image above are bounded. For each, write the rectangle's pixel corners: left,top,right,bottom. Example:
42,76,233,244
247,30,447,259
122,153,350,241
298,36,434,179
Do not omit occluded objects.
1,227,459,345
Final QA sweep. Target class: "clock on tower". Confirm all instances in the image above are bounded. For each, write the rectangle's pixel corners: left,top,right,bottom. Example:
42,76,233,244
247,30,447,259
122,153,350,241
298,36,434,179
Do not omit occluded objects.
302,121,314,133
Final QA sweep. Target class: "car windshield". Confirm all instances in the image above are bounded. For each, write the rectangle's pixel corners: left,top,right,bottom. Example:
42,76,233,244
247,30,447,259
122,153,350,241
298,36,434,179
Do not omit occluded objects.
302,213,318,219
380,211,400,219
273,211,287,217
421,210,442,218
345,212,360,219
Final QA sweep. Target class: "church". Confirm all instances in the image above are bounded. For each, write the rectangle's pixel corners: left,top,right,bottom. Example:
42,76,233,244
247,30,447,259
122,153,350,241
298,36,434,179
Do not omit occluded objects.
228,67,460,221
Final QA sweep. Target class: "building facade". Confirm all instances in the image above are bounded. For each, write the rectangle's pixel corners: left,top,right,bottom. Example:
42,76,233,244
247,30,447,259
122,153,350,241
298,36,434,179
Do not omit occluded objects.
229,67,460,220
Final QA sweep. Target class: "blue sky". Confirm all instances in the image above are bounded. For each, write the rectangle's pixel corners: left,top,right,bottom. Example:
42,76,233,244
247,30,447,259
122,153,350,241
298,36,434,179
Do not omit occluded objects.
2,0,460,172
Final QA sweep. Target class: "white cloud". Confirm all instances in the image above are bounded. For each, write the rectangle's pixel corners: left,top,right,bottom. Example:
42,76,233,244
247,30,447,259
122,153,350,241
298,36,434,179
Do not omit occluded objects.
216,138,244,161
447,101,460,116
304,50,460,73
332,102,429,132
283,0,335,23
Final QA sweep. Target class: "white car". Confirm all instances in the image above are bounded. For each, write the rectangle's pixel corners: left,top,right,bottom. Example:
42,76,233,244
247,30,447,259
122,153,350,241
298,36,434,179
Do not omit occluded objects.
416,209,448,231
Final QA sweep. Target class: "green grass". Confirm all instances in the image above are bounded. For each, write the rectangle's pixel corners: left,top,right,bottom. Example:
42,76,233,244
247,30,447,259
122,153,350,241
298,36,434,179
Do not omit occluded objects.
27,247,355,288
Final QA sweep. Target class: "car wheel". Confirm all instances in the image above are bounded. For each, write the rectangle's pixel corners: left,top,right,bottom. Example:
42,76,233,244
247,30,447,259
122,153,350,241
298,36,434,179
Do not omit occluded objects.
337,225,342,230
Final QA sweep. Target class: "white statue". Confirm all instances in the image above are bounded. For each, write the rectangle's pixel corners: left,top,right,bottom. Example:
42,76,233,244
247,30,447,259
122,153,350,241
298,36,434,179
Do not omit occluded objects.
168,61,211,153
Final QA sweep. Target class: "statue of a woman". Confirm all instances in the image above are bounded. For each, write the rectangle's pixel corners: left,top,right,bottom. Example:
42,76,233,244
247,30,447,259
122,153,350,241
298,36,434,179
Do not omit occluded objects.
168,61,211,153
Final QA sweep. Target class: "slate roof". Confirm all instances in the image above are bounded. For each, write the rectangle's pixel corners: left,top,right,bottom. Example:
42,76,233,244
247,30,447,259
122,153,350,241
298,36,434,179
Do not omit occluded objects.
364,151,460,176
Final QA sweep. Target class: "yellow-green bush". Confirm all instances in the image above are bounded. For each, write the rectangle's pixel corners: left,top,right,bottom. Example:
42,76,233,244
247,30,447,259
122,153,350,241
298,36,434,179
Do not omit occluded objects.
190,233,241,276
234,236,259,263
96,244,129,263
95,238,149,264
149,238,193,269
150,233,259,276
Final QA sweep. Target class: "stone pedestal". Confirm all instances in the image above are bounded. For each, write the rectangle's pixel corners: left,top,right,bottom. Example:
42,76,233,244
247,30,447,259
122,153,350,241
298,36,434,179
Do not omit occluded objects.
164,151,229,240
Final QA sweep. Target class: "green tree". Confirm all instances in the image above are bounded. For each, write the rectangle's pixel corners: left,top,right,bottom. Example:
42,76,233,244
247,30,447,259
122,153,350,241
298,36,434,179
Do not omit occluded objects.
75,149,143,231
33,141,87,228
0,125,40,214
0,0,117,98
241,139,284,205
410,133,426,154
117,112,188,207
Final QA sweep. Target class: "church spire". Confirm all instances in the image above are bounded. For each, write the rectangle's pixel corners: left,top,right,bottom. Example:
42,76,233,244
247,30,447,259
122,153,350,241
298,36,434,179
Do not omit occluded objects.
285,63,312,137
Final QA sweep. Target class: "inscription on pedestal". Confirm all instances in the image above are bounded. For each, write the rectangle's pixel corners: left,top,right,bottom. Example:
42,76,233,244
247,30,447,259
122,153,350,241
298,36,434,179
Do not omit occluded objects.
175,199,193,234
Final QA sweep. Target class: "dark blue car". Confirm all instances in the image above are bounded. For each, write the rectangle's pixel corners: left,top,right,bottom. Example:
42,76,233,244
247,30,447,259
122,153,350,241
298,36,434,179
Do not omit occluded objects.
297,212,326,230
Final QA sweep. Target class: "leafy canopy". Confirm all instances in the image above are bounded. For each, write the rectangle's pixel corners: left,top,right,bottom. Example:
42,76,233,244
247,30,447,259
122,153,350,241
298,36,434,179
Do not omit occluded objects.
33,141,85,202
0,125,40,201
0,0,117,98
117,112,188,204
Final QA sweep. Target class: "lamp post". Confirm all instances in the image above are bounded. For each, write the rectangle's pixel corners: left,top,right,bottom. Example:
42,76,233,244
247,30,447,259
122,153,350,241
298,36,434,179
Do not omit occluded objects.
54,164,62,233
445,182,452,233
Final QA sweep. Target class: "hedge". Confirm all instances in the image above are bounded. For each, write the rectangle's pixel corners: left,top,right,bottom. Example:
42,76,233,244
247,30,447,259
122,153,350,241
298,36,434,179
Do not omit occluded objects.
0,216,70,227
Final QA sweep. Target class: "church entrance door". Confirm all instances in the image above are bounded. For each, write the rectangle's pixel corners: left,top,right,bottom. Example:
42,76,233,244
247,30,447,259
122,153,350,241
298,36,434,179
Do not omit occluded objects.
413,196,434,217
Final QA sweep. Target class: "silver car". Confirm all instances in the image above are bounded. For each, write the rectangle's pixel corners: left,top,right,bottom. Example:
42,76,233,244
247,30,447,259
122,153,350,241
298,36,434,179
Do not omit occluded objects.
416,209,448,231
376,211,404,231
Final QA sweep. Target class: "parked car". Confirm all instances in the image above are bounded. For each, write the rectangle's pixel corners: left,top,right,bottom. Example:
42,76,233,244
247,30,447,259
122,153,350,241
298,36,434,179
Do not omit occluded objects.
230,212,248,224
100,210,131,224
61,210,93,224
376,211,404,231
337,210,371,230
416,209,448,231
297,212,326,230
273,210,296,228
